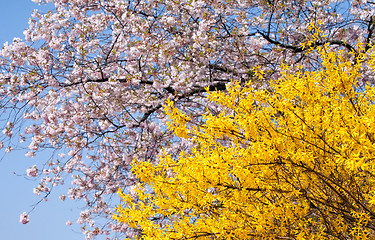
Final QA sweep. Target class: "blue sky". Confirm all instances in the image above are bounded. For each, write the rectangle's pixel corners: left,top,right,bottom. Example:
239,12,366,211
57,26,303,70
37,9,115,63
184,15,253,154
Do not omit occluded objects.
0,1,83,239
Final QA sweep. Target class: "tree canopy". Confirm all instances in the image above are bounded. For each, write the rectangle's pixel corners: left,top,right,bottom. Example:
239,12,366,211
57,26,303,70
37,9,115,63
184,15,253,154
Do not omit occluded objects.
115,45,375,239
0,0,374,238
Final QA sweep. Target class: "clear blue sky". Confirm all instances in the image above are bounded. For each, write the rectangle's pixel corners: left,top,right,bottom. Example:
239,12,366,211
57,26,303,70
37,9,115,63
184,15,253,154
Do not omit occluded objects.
0,1,83,239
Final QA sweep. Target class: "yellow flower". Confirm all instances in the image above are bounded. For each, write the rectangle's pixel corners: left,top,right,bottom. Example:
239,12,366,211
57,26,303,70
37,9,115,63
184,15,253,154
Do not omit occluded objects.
114,45,375,239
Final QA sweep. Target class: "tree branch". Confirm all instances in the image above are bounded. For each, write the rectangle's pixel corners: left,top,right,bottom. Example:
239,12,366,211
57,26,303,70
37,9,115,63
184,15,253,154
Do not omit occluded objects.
258,31,357,54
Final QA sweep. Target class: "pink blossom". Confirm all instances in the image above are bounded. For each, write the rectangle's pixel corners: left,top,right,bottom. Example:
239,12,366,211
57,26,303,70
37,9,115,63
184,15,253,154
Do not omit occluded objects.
19,212,29,224
25,151,35,158
5,146,12,153
26,165,38,177
60,194,66,201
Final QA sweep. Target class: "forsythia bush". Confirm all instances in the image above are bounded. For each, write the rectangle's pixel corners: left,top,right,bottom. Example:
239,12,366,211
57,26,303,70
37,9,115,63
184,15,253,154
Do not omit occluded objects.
114,45,375,239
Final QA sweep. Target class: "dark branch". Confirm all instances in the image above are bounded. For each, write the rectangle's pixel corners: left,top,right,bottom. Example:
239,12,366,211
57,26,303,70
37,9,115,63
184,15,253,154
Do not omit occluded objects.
365,16,375,52
258,31,357,54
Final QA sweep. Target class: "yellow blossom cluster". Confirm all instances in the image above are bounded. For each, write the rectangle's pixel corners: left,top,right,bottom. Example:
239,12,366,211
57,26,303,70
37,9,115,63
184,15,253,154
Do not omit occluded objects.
114,45,375,239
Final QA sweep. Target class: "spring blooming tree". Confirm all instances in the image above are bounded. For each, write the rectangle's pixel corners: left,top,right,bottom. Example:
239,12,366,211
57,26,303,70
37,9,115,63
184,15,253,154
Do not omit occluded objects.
0,0,374,238
115,45,375,239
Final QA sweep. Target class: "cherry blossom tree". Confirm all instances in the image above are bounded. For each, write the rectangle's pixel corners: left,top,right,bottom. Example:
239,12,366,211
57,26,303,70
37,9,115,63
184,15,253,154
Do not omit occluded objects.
0,0,374,239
